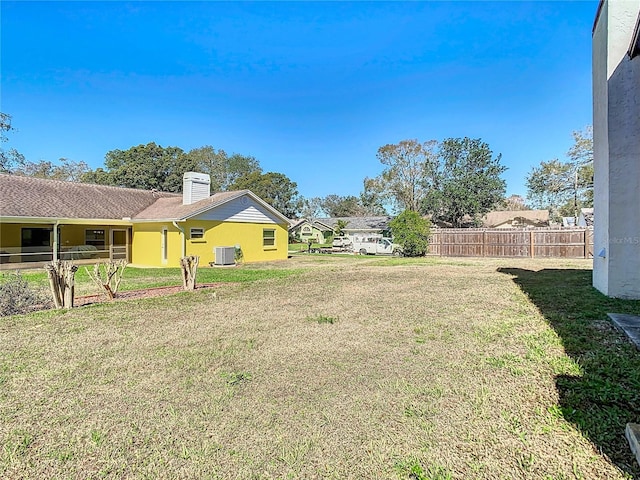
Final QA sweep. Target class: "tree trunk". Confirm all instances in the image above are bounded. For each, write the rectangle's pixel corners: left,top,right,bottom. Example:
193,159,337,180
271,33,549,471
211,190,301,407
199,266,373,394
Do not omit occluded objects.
180,256,199,290
45,261,78,309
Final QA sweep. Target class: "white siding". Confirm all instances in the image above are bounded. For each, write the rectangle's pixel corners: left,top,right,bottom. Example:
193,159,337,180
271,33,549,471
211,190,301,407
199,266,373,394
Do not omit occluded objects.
192,195,282,224
183,172,211,205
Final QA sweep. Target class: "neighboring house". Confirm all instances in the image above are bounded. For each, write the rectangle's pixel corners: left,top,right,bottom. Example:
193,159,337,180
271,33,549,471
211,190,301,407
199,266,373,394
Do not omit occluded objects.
0,172,290,268
288,218,334,244
317,216,394,243
482,210,550,229
578,208,594,228
562,208,594,228
592,0,640,299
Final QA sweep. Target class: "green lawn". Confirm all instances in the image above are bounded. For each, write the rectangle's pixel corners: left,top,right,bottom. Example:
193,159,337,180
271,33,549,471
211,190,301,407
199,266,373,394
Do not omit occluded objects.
1,256,640,479
288,242,331,252
1,263,304,298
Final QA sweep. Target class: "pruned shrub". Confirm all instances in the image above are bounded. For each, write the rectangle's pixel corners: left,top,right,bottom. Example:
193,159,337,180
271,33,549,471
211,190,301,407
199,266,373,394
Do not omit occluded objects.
85,260,127,299
0,272,53,316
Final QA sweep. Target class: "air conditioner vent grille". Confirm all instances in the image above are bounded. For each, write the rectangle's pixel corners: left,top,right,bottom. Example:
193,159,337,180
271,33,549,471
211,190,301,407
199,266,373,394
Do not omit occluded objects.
214,246,235,266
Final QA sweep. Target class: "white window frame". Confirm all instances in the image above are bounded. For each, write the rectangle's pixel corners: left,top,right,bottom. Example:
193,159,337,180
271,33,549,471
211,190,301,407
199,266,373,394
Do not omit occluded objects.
85,229,106,249
190,227,205,240
161,227,168,263
263,229,276,248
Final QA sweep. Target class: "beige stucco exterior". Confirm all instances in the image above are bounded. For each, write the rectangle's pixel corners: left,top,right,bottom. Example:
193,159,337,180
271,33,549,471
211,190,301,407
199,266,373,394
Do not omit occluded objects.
592,0,640,298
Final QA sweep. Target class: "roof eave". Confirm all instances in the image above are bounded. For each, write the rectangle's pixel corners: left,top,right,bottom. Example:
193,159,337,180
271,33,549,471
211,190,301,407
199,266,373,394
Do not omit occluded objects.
343,228,386,232
593,0,605,35
629,10,640,58
1,216,134,225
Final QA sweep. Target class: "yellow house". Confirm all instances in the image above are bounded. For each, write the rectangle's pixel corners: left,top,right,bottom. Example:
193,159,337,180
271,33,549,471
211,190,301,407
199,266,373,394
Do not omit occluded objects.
0,172,289,268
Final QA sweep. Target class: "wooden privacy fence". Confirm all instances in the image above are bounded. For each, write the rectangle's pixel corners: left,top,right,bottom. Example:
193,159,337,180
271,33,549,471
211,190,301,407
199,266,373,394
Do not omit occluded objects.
427,228,594,258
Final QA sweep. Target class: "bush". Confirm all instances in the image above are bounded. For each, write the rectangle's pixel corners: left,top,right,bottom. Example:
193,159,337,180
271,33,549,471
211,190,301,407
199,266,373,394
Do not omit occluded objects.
389,210,431,257
0,272,53,316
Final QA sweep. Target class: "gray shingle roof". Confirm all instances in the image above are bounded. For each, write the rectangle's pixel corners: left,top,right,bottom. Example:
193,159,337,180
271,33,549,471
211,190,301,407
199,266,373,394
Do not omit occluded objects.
0,174,287,223
315,216,393,231
482,210,549,228
0,173,178,219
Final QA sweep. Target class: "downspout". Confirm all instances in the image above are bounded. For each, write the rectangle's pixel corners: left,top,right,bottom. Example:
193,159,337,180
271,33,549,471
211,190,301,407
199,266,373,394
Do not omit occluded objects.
172,221,186,258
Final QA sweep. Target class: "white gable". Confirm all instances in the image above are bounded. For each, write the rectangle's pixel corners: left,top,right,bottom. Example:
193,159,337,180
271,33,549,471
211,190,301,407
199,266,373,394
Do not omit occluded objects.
192,194,282,224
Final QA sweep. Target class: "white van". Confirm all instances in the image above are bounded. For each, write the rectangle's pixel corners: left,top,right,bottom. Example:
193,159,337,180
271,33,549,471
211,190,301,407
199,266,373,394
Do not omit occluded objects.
352,237,402,256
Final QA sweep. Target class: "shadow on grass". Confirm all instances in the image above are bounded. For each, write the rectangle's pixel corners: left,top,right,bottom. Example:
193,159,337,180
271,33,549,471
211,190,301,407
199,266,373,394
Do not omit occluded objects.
498,267,640,477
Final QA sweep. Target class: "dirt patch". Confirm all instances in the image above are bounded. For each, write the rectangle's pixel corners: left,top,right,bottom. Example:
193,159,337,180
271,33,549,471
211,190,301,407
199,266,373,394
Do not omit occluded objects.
74,283,224,307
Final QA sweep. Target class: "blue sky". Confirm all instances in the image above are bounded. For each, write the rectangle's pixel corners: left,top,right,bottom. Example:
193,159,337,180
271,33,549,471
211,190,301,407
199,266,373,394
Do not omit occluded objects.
1,1,597,200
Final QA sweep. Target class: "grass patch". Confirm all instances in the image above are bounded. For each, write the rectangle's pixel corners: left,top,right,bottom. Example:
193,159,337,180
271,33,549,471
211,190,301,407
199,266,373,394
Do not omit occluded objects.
288,242,331,252
2,264,303,298
1,256,639,478
306,314,337,324
221,371,252,386
499,266,640,475
395,459,453,480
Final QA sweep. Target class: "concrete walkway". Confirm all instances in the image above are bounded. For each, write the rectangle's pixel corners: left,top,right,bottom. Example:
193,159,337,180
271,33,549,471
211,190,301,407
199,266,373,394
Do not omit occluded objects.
608,313,640,469
608,313,640,350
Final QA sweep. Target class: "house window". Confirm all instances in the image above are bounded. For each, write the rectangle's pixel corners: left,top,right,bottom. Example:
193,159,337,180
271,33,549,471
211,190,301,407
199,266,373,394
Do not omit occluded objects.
22,228,51,248
263,229,276,248
85,229,106,249
21,227,53,262
190,228,205,240
302,226,312,235
161,228,168,263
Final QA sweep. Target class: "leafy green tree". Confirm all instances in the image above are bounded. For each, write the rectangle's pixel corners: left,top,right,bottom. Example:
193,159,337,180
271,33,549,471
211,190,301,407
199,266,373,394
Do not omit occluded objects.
526,126,593,221
374,139,438,212
359,177,388,215
184,146,261,192
15,158,90,181
320,194,363,217
389,210,431,257
526,159,574,221
565,126,594,211
422,137,507,227
299,196,323,220
82,143,263,193
0,112,26,174
334,219,348,236
497,194,529,211
567,126,593,165
81,142,188,191
229,171,302,218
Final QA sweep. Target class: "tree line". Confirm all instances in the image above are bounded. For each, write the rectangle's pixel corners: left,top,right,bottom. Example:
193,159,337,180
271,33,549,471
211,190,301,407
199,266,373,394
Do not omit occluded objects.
525,126,593,222
1,111,592,224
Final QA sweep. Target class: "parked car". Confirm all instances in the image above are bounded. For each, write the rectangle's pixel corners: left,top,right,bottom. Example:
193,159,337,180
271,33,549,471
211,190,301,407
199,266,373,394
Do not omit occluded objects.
332,236,352,248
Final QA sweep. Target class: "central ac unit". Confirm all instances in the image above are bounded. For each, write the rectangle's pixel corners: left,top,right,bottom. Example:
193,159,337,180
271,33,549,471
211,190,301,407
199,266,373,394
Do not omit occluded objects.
214,246,236,266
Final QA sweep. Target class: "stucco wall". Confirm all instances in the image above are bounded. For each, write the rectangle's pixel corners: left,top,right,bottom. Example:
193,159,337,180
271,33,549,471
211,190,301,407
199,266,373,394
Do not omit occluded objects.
593,0,640,299
131,221,288,267
0,223,29,250
593,1,611,294
131,222,182,267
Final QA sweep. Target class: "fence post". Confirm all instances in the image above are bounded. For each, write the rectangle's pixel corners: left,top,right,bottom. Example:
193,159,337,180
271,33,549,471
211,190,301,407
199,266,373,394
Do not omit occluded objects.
482,230,486,257
530,230,535,258
584,228,588,259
